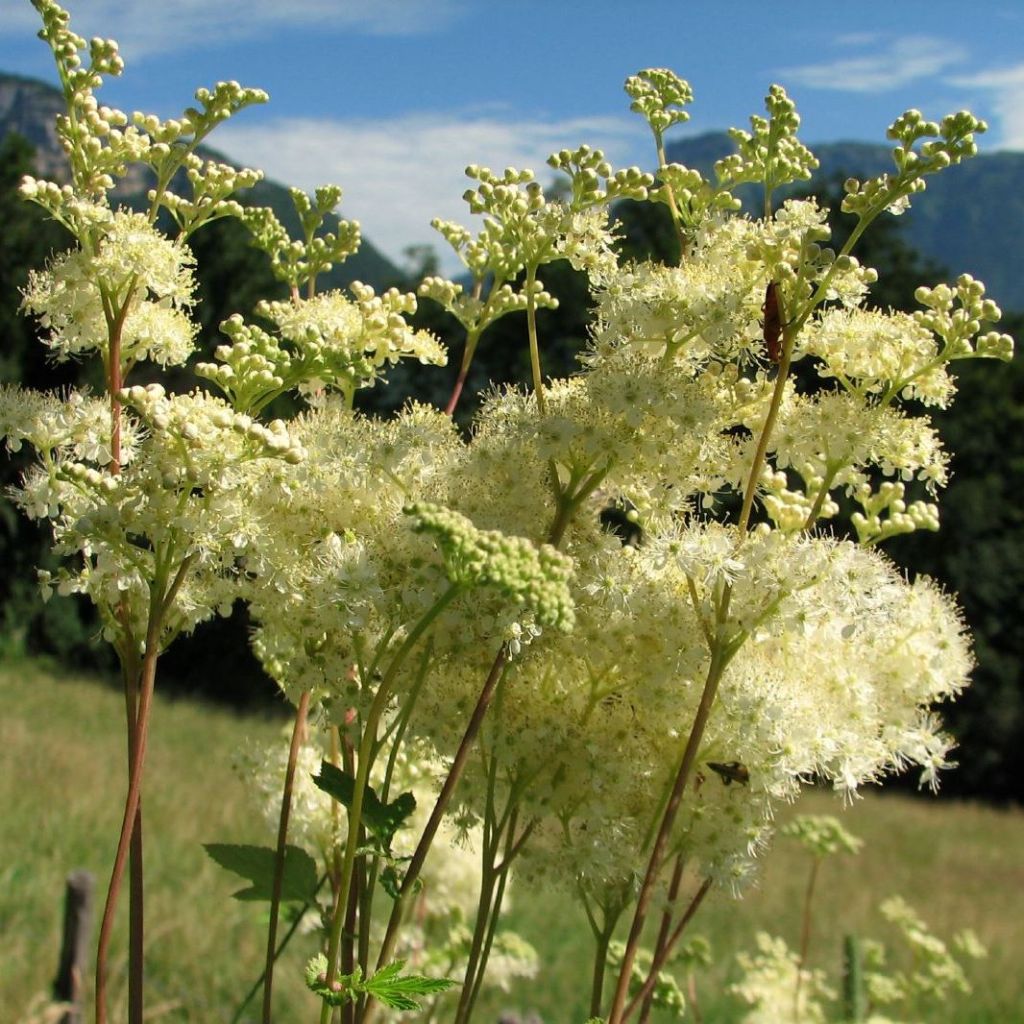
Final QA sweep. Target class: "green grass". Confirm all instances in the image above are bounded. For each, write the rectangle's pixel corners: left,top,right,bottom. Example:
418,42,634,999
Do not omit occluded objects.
2,659,1023,1023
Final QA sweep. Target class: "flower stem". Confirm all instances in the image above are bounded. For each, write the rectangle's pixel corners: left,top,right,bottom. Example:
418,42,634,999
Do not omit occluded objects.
655,133,688,259
445,327,481,417
95,636,160,1024
637,852,686,1024
231,874,328,1024
606,641,728,1024
794,857,821,1023
373,647,510,977
320,587,460,1024
121,656,144,1024
262,689,310,1024
622,877,713,1023
525,264,546,416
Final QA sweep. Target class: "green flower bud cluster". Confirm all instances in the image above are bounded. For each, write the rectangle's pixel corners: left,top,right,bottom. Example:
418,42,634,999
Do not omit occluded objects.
546,145,653,210
201,285,444,409
780,814,863,857
842,109,986,220
406,502,574,630
715,85,819,196
241,185,361,291
851,481,939,545
158,156,263,236
458,164,558,274
652,163,741,227
418,275,557,339
624,67,694,138
120,384,306,465
760,467,819,534
913,274,1013,362
196,317,293,413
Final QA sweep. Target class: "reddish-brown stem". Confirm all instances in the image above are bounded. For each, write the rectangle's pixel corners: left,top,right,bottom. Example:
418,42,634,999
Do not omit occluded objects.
794,857,821,1022
373,647,509,975
122,659,144,1024
444,327,481,418
103,293,142,1023
444,364,470,417
622,877,713,1023
262,690,311,1024
96,554,192,1024
638,853,686,1024
687,972,703,1024
96,636,159,1024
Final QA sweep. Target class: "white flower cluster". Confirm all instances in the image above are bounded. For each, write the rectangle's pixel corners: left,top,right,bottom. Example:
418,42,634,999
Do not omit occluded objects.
731,933,833,1024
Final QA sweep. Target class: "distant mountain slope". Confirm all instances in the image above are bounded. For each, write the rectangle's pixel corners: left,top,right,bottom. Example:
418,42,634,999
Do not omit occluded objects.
0,71,400,290
667,132,1024,311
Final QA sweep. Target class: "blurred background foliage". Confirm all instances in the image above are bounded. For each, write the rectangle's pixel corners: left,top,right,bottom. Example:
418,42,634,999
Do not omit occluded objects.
1,132,1021,801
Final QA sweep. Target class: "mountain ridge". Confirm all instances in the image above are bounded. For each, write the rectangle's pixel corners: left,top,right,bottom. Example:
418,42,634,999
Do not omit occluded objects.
666,131,1024,310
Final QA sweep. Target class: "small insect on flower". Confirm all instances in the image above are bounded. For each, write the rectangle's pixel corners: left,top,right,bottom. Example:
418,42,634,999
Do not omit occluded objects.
706,761,750,786
762,282,782,362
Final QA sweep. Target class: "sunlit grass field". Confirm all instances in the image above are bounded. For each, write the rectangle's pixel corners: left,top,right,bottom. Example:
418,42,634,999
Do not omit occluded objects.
3,658,1022,1022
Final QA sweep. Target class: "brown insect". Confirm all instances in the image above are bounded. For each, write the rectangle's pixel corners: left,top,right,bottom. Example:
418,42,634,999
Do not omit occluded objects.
706,761,750,786
762,282,782,363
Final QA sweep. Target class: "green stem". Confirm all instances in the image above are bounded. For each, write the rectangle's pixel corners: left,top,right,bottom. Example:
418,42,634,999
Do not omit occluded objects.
802,464,840,532
737,288,795,535
465,829,515,1019
319,586,460,1024
231,874,329,1024
655,133,688,259
121,653,144,1024
95,609,163,1024
453,820,504,1024
525,264,546,416
373,649,510,978
262,690,311,1024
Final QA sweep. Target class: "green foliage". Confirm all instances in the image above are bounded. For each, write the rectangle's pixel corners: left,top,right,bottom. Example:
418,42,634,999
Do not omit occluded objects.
311,761,416,850
203,842,319,902
304,954,456,1011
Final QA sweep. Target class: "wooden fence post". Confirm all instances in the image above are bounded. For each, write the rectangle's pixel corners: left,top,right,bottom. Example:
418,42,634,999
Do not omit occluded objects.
53,870,94,1024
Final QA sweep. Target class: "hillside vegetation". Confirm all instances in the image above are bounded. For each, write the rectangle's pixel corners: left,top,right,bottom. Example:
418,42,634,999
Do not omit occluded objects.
3,661,1023,1023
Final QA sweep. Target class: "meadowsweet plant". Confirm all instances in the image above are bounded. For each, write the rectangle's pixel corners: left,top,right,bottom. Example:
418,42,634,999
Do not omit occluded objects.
727,820,986,1024
1,3,1014,1023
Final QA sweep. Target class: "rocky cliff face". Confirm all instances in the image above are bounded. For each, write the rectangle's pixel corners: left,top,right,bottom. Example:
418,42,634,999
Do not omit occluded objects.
0,73,68,181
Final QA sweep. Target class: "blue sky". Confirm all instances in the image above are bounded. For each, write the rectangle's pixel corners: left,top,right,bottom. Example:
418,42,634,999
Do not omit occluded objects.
2,1,1022,273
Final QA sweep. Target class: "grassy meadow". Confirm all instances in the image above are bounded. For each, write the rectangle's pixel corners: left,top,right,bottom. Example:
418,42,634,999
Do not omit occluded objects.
2,658,1023,1023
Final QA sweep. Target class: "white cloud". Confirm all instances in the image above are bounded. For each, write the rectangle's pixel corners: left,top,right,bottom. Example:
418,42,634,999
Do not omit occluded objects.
0,1,464,58
215,112,648,275
780,35,966,94
953,65,1024,149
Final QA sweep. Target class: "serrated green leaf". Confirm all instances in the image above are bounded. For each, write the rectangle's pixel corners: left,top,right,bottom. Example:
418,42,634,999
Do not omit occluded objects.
203,843,318,903
364,960,457,1011
312,761,416,847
